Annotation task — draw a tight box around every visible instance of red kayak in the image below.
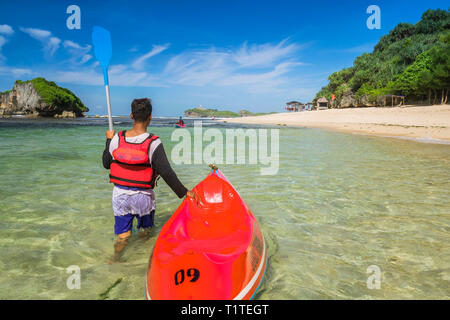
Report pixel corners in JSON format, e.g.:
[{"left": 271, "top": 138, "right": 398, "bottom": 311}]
[
  {"left": 175, "top": 123, "right": 186, "bottom": 128},
  {"left": 146, "top": 168, "right": 267, "bottom": 300}
]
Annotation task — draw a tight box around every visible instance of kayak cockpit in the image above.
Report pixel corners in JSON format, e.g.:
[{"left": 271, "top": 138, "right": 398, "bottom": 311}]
[{"left": 156, "top": 174, "right": 253, "bottom": 262}]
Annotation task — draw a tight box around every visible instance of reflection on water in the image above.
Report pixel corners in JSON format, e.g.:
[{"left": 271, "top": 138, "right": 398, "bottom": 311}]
[{"left": 0, "top": 121, "right": 449, "bottom": 299}]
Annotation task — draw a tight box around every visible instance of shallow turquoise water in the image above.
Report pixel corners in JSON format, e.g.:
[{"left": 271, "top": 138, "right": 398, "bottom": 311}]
[{"left": 0, "top": 121, "right": 449, "bottom": 299}]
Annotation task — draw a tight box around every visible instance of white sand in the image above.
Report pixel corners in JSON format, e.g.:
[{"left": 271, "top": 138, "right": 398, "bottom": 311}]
[{"left": 221, "top": 104, "right": 450, "bottom": 143}]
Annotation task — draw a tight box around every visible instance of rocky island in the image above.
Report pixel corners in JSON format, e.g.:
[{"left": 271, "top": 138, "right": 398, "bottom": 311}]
[
  {"left": 0, "top": 78, "right": 89, "bottom": 118},
  {"left": 184, "top": 107, "right": 275, "bottom": 118}
]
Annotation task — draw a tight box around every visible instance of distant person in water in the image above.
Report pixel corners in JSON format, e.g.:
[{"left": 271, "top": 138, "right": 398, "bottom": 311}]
[
  {"left": 102, "top": 98, "right": 197, "bottom": 262},
  {"left": 176, "top": 116, "right": 185, "bottom": 126}
]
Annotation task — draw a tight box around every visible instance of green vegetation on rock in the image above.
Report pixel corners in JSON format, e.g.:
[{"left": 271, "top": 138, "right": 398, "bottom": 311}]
[
  {"left": 184, "top": 107, "right": 276, "bottom": 118},
  {"left": 185, "top": 108, "right": 239, "bottom": 117},
  {"left": 15, "top": 78, "right": 89, "bottom": 115}
]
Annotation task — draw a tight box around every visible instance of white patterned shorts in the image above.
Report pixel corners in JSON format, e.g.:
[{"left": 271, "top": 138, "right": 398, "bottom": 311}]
[{"left": 112, "top": 192, "right": 153, "bottom": 217}]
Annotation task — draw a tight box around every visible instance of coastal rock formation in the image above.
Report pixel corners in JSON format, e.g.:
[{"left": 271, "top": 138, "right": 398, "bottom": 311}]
[
  {"left": 184, "top": 110, "right": 203, "bottom": 117},
  {"left": 358, "top": 94, "right": 375, "bottom": 107},
  {"left": 184, "top": 107, "right": 239, "bottom": 118},
  {"left": 339, "top": 90, "right": 358, "bottom": 108},
  {"left": 0, "top": 78, "right": 89, "bottom": 117},
  {"left": 336, "top": 91, "right": 376, "bottom": 108}
]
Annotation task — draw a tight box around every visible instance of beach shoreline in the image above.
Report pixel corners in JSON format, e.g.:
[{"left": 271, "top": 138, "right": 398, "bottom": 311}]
[{"left": 219, "top": 104, "right": 450, "bottom": 144}]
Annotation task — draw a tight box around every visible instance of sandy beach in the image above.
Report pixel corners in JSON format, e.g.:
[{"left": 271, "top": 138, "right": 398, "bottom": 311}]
[{"left": 221, "top": 104, "right": 450, "bottom": 143}]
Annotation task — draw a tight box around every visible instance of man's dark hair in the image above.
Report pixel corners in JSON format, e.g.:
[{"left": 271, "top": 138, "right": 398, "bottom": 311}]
[{"left": 131, "top": 98, "right": 152, "bottom": 122}]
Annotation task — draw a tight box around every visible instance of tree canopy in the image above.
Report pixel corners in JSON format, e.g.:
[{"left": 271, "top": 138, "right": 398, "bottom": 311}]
[{"left": 315, "top": 9, "right": 450, "bottom": 106}]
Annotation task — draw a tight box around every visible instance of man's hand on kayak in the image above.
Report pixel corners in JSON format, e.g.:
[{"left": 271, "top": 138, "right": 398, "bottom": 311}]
[
  {"left": 186, "top": 190, "right": 199, "bottom": 201},
  {"left": 106, "top": 130, "right": 115, "bottom": 139}
]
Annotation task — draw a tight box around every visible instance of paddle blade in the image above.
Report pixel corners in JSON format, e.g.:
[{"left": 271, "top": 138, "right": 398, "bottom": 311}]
[{"left": 92, "top": 26, "right": 112, "bottom": 71}]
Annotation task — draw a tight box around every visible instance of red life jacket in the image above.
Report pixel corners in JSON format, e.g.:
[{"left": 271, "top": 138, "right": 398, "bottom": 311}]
[{"left": 109, "top": 131, "right": 159, "bottom": 188}]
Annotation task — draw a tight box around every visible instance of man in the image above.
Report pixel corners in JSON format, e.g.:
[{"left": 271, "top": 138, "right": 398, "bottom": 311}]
[
  {"left": 102, "top": 98, "right": 196, "bottom": 262},
  {"left": 176, "top": 116, "right": 184, "bottom": 126}
]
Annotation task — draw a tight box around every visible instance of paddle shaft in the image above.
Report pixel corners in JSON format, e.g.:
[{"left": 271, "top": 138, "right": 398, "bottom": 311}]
[{"left": 105, "top": 84, "right": 113, "bottom": 131}]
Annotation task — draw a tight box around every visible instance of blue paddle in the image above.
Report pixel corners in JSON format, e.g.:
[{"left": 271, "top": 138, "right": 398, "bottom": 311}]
[{"left": 92, "top": 26, "right": 113, "bottom": 131}]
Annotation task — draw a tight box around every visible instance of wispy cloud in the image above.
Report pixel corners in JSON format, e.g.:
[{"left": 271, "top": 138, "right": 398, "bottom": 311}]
[
  {"left": 0, "top": 24, "right": 14, "bottom": 36},
  {"left": 164, "top": 48, "right": 232, "bottom": 86},
  {"left": 20, "top": 27, "right": 61, "bottom": 58},
  {"left": 0, "top": 65, "right": 33, "bottom": 77},
  {"left": 233, "top": 39, "right": 299, "bottom": 67},
  {"left": 63, "top": 40, "right": 92, "bottom": 64},
  {"left": 0, "top": 36, "right": 7, "bottom": 60},
  {"left": 50, "top": 38, "right": 305, "bottom": 92},
  {"left": 131, "top": 44, "right": 170, "bottom": 70},
  {"left": 50, "top": 62, "right": 165, "bottom": 87},
  {"left": 11, "top": 33, "right": 305, "bottom": 95},
  {"left": 218, "top": 62, "right": 302, "bottom": 86},
  {"left": 0, "top": 25, "right": 14, "bottom": 60},
  {"left": 163, "top": 38, "right": 304, "bottom": 90}
]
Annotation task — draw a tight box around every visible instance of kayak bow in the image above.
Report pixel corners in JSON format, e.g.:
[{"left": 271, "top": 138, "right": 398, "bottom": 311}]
[{"left": 146, "top": 169, "right": 267, "bottom": 300}]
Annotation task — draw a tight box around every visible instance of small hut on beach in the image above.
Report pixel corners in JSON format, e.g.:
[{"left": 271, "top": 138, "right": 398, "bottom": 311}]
[
  {"left": 316, "top": 97, "right": 329, "bottom": 110},
  {"left": 285, "top": 101, "right": 305, "bottom": 112}
]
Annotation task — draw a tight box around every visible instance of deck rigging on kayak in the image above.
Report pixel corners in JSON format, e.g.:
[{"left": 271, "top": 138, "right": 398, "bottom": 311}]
[{"left": 146, "top": 166, "right": 267, "bottom": 300}]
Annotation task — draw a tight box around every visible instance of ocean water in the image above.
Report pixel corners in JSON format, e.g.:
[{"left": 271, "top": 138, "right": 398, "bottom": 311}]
[{"left": 0, "top": 118, "right": 449, "bottom": 299}]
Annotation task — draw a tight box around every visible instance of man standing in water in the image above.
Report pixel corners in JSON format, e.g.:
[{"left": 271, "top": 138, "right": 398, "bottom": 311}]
[
  {"left": 176, "top": 116, "right": 185, "bottom": 126},
  {"left": 102, "top": 98, "right": 196, "bottom": 262}
]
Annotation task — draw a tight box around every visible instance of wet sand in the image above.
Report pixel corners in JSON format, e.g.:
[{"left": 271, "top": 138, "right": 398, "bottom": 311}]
[{"left": 221, "top": 104, "right": 450, "bottom": 144}]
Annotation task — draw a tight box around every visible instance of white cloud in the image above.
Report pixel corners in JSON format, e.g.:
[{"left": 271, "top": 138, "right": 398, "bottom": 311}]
[
  {"left": 164, "top": 49, "right": 232, "bottom": 86},
  {"left": 0, "top": 25, "right": 14, "bottom": 60},
  {"left": 20, "top": 27, "right": 51, "bottom": 40},
  {"left": 218, "top": 62, "right": 301, "bottom": 86},
  {"left": 162, "top": 39, "right": 304, "bottom": 90},
  {"left": 47, "top": 37, "right": 61, "bottom": 56},
  {"left": 80, "top": 54, "right": 92, "bottom": 64},
  {"left": 131, "top": 44, "right": 170, "bottom": 70},
  {"left": 63, "top": 40, "right": 92, "bottom": 64},
  {"left": 31, "top": 37, "right": 305, "bottom": 94},
  {"left": 233, "top": 39, "right": 299, "bottom": 67},
  {"left": 50, "top": 63, "right": 165, "bottom": 88},
  {"left": 63, "top": 40, "right": 87, "bottom": 50},
  {"left": 0, "top": 36, "right": 6, "bottom": 59},
  {"left": 0, "top": 24, "right": 14, "bottom": 35},
  {"left": 20, "top": 27, "right": 61, "bottom": 57},
  {"left": 52, "top": 69, "right": 103, "bottom": 86},
  {"left": 0, "top": 65, "right": 33, "bottom": 77}
]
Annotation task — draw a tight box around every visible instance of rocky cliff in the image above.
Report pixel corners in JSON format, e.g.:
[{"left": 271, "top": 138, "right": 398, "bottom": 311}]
[{"left": 0, "top": 78, "right": 89, "bottom": 117}]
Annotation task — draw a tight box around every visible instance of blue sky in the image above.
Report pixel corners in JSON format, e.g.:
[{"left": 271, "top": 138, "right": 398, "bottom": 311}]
[{"left": 0, "top": 0, "right": 448, "bottom": 116}]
